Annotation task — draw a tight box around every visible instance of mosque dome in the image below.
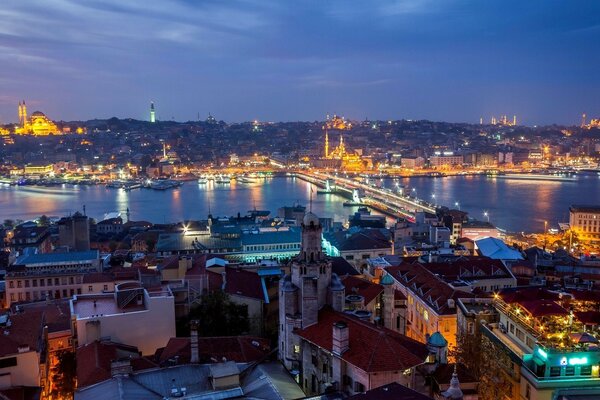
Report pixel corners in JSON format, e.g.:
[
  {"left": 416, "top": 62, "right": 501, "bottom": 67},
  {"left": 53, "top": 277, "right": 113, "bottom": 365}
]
[
  {"left": 303, "top": 212, "right": 320, "bottom": 226},
  {"left": 31, "top": 111, "right": 45, "bottom": 117},
  {"left": 428, "top": 331, "right": 448, "bottom": 347}
]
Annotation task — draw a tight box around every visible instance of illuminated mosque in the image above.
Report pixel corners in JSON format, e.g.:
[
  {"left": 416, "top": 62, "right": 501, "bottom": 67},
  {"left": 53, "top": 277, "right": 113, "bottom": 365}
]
[
  {"left": 15, "top": 100, "right": 60, "bottom": 136},
  {"left": 321, "top": 130, "right": 370, "bottom": 171}
]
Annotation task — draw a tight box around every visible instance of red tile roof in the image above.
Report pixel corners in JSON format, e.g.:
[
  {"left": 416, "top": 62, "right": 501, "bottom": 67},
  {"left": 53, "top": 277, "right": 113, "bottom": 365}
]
[
  {"left": 296, "top": 308, "right": 428, "bottom": 372},
  {"left": 422, "top": 257, "right": 513, "bottom": 281},
  {"left": 385, "top": 262, "right": 475, "bottom": 315},
  {"left": 341, "top": 275, "right": 383, "bottom": 305},
  {"left": 0, "top": 312, "right": 44, "bottom": 357},
  {"left": 224, "top": 267, "right": 264, "bottom": 301},
  {"left": 76, "top": 340, "right": 155, "bottom": 388},
  {"left": 157, "top": 336, "right": 270, "bottom": 365}
]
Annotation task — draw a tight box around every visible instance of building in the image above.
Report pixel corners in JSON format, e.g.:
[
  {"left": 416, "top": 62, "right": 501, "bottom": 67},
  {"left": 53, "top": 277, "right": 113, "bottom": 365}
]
[
  {"left": 15, "top": 102, "right": 60, "bottom": 136},
  {"left": 569, "top": 205, "right": 600, "bottom": 244},
  {"left": 5, "top": 251, "right": 101, "bottom": 307},
  {"left": 10, "top": 224, "right": 52, "bottom": 255},
  {"left": 430, "top": 154, "right": 463, "bottom": 168},
  {"left": 58, "top": 212, "right": 91, "bottom": 251},
  {"left": 70, "top": 282, "right": 175, "bottom": 355},
  {"left": 96, "top": 217, "right": 124, "bottom": 236},
  {"left": 401, "top": 156, "right": 426, "bottom": 169},
  {"left": 460, "top": 221, "right": 499, "bottom": 241},
  {"left": 479, "top": 287, "right": 600, "bottom": 400},
  {"left": 322, "top": 228, "right": 392, "bottom": 271},
  {"left": 279, "top": 212, "right": 429, "bottom": 396}
]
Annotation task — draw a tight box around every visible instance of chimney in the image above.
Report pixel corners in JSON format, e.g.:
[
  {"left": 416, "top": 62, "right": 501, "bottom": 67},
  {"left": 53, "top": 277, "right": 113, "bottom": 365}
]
[
  {"left": 190, "top": 320, "right": 199, "bottom": 363},
  {"left": 110, "top": 359, "right": 133, "bottom": 376},
  {"left": 332, "top": 321, "right": 349, "bottom": 355}
]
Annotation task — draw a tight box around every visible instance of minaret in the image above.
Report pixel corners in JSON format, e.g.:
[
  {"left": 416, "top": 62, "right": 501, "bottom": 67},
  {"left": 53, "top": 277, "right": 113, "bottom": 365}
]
[
  {"left": 325, "top": 130, "right": 329, "bottom": 158},
  {"left": 513, "top": 115, "right": 517, "bottom": 126},
  {"left": 21, "top": 100, "right": 27, "bottom": 128},
  {"left": 18, "top": 101, "right": 22, "bottom": 126},
  {"left": 150, "top": 101, "right": 156, "bottom": 123},
  {"left": 479, "top": 117, "right": 483, "bottom": 125},
  {"left": 582, "top": 113, "right": 587, "bottom": 128}
]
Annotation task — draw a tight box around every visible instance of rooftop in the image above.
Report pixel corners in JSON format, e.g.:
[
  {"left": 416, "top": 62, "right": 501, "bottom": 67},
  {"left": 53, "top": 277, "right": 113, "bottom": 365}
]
[
  {"left": 15, "top": 250, "right": 99, "bottom": 266},
  {"left": 71, "top": 294, "right": 146, "bottom": 319}
]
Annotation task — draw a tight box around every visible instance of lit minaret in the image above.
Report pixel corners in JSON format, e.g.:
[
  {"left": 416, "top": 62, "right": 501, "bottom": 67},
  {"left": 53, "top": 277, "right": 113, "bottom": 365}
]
[
  {"left": 479, "top": 117, "right": 483, "bottom": 125},
  {"left": 18, "top": 101, "right": 22, "bottom": 126},
  {"left": 513, "top": 115, "right": 517, "bottom": 126},
  {"left": 582, "top": 113, "right": 587, "bottom": 128},
  {"left": 21, "top": 100, "right": 27, "bottom": 128},
  {"left": 150, "top": 101, "right": 156, "bottom": 123},
  {"left": 325, "top": 130, "right": 329, "bottom": 157}
]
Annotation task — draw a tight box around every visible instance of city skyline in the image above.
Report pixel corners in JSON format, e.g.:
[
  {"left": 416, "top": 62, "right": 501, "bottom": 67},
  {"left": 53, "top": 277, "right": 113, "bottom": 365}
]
[{"left": 1, "top": 0, "right": 599, "bottom": 125}]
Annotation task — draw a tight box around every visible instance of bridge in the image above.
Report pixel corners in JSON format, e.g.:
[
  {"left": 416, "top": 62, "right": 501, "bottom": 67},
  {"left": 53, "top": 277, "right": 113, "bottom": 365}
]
[{"left": 295, "top": 171, "right": 436, "bottom": 221}]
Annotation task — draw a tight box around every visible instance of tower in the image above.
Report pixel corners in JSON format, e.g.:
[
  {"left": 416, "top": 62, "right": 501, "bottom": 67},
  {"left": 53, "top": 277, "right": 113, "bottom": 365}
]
[
  {"left": 582, "top": 113, "right": 587, "bottom": 128},
  {"left": 325, "top": 130, "right": 329, "bottom": 158},
  {"left": 150, "top": 101, "right": 156, "bottom": 123},
  {"left": 18, "top": 101, "right": 22, "bottom": 126}
]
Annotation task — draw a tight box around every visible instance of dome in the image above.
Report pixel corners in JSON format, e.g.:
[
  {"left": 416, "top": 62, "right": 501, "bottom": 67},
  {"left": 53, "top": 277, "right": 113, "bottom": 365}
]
[
  {"left": 303, "top": 212, "right": 320, "bottom": 226},
  {"left": 31, "top": 111, "right": 45, "bottom": 117},
  {"left": 427, "top": 331, "right": 448, "bottom": 347},
  {"left": 380, "top": 274, "right": 394, "bottom": 285}
]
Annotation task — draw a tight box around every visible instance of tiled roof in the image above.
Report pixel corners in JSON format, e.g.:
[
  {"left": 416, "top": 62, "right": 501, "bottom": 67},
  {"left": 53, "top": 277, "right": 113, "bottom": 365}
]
[
  {"left": 347, "top": 382, "right": 433, "bottom": 400},
  {"left": 570, "top": 205, "right": 600, "bottom": 213},
  {"left": 76, "top": 341, "right": 154, "bottom": 388},
  {"left": 296, "top": 307, "right": 428, "bottom": 372},
  {"left": 224, "top": 267, "right": 265, "bottom": 301},
  {"left": 0, "top": 312, "right": 44, "bottom": 358},
  {"left": 384, "top": 261, "right": 475, "bottom": 315},
  {"left": 330, "top": 257, "right": 360, "bottom": 276},
  {"left": 241, "top": 228, "right": 300, "bottom": 245},
  {"left": 341, "top": 276, "right": 383, "bottom": 305},
  {"left": 157, "top": 336, "right": 270, "bottom": 365},
  {"left": 324, "top": 229, "right": 390, "bottom": 252},
  {"left": 421, "top": 257, "right": 513, "bottom": 282}
]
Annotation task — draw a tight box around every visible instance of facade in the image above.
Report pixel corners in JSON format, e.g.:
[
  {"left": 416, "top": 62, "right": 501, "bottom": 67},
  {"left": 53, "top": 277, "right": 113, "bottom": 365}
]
[
  {"left": 430, "top": 155, "right": 464, "bottom": 168},
  {"left": 479, "top": 287, "right": 600, "bottom": 400},
  {"left": 5, "top": 251, "right": 100, "bottom": 307},
  {"left": 401, "top": 156, "right": 425, "bottom": 169},
  {"left": 70, "top": 282, "right": 176, "bottom": 355},
  {"left": 10, "top": 225, "right": 52, "bottom": 255},
  {"left": 569, "top": 205, "right": 600, "bottom": 244},
  {"left": 322, "top": 228, "right": 392, "bottom": 271}
]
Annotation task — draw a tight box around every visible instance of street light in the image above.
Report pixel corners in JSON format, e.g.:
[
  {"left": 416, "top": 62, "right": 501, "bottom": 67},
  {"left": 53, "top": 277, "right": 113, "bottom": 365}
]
[
  {"left": 484, "top": 211, "right": 489, "bottom": 222},
  {"left": 455, "top": 201, "right": 460, "bottom": 211}
]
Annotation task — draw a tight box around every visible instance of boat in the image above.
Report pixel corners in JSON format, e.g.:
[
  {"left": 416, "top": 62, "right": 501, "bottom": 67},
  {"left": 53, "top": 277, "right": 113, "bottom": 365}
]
[
  {"left": 148, "top": 179, "right": 182, "bottom": 190},
  {"left": 237, "top": 175, "right": 257, "bottom": 184},
  {"left": 348, "top": 207, "right": 386, "bottom": 228},
  {"left": 197, "top": 177, "right": 208, "bottom": 184},
  {"left": 215, "top": 175, "right": 231, "bottom": 184},
  {"left": 493, "top": 173, "right": 578, "bottom": 182}
]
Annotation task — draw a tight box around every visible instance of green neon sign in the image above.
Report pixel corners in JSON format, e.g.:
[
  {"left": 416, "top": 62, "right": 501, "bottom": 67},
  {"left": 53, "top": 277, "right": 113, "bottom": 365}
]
[
  {"left": 537, "top": 348, "right": 548, "bottom": 360},
  {"left": 568, "top": 357, "right": 588, "bottom": 366}
]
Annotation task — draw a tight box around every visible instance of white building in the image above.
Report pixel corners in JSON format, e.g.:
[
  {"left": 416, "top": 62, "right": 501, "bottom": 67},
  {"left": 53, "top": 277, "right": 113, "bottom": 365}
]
[{"left": 70, "top": 282, "right": 175, "bottom": 355}]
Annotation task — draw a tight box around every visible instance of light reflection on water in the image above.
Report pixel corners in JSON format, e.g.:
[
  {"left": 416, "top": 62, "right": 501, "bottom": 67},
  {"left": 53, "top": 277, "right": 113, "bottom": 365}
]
[{"left": 0, "top": 175, "right": 599, "bottom": 232}]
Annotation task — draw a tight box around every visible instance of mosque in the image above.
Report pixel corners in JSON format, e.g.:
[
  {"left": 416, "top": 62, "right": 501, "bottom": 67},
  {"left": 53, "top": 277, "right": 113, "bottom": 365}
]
[
  {"left": 15, "top": 101, "right": 60, "bottom": 136},
  {"left": 321, "top": 129, "right": 370, "bottom": 171}
]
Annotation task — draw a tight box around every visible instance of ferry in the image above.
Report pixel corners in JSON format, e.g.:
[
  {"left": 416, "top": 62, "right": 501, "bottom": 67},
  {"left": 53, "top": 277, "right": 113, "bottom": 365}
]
[
  {"left": 197, "top": 176, "right": 208, "bottom": 184},
  {"left": 493, "top": 173, "right": 578, "bottom": 182},
  {"left": 237, "top": 174, "right": 257, "bottom": 184}
]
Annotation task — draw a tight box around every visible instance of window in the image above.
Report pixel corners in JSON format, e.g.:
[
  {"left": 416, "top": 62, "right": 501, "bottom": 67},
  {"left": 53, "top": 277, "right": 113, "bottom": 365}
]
[
  {"left": 565, "top": 366, "right": 575, "bottom": 376},
  {"left": 0, "top": 357, "right": 17, "bottom": 369},
  {"left": 9, "top": 294, "right": 15, "bottom": 302},
  {"left": 361, "top": 254, "right": 370, "bottom": 259},
  {"left": 581, "top": 366, "right": 592, "bottom": 376},
  {"left": 354, "top": 382, "right": 365, "bottom": 393},
  {"left": 17, "top": 281, "right": 22, "bottom": 288},
  {"left": 346, "top": 255, "right": 354, "bottom": 261},
  {"left": 322, "top": 363, "right": 328, "bottom": 375},
  {"left": 69, "top": 277, "right": 74, "bottom": 284},
  {"left": 550, "top": 367, "right": 561, "bottom": 377},
  {"left": 54, "top": 278, "right": 59, "bottom": 286},
  {"left": 525, "top": 384, "right": 531, "bottom": 400},
  {"left": 103, "top": 284, "right": 108, "bottom": 291},
  {"left": 8, "top": 282, "right": 13, "bottom": 289},
  {"left": 32, "top": 280, "right": 37, "bottom": 287},
  {"left": 25, "top": 280, "right": 30, "bottom": 288},
  {"left": 40, "top": 279, "right": 45, "bottom": 287},
  {"left": 88, "top": 285, "right": 93, "bottom": 292},
  {"left": 467, "top": 322, "right": 475, "bottom": 334},
  {"left": 294, "top": 345, "right": 300, "bottom": 354},
  {"left": 77, "top": 288, "right": 82, "bottom": 295},
  {"left": 312, "top": 355, "right": 318, "bottom": 366}
]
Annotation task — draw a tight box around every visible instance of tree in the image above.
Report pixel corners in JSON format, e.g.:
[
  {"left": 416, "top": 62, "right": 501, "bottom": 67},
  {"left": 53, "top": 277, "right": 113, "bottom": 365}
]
[
  {"left": 2, "top": 219, "right": 14, "bottom": 228},
  {"left": 38, "top": 215, "right": 50, "bottom": 227},
  {"left": 477, "top": 335, "right": 515, "bottom": 400},
  {"left": 53, "top": 351, "right": 76, "bottom": 400},
  {"left": 179, "top": 291, "right": 249, "bottom": 337}
]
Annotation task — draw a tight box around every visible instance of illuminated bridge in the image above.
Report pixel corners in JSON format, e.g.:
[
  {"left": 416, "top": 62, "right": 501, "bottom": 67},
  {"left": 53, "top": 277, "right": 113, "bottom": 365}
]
[{"left": 295, "top": 171, "right": 436, "bottom": 221}]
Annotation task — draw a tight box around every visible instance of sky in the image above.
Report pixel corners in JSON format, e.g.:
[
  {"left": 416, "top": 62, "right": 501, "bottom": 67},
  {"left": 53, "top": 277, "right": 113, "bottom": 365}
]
[{"left": 0, "top": 0, "right": 599, "bottom": 125}]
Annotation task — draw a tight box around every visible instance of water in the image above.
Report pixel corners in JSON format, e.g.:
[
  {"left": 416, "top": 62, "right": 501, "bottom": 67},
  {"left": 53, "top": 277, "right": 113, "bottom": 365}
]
[{"left": 0, "top": 174, "right": 598, "bottom": 232}]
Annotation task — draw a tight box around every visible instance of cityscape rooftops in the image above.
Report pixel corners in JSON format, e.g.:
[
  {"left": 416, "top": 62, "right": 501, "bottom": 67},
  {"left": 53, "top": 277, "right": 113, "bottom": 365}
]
[
  {"left": 296, "top": 307, "right": 429, "bottom": 372},
  {"left": 569, "top": 205, "right": 600, "bottom": 213}
]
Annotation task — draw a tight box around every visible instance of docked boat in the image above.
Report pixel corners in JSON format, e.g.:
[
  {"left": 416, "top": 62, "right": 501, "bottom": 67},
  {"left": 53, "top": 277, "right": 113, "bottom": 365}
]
[
  {"left": 197, "top": 177, "right": 208, "bottom": 184},
  {"left": 215, "top": 175, "right": 231, "bottom": 184},
  {"left": 237, "top": 175, "right": 257, "bottom": 184}
]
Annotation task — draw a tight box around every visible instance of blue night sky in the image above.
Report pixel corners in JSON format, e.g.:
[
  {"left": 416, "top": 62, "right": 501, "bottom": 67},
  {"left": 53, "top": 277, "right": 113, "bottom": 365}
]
[{"left": 1, "top": 0, "right": 599, "bottom": 125}]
